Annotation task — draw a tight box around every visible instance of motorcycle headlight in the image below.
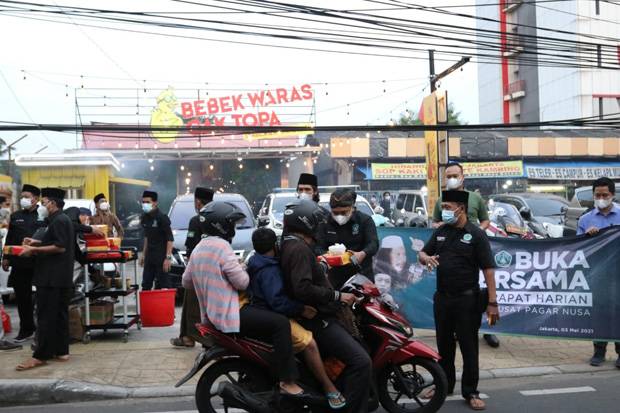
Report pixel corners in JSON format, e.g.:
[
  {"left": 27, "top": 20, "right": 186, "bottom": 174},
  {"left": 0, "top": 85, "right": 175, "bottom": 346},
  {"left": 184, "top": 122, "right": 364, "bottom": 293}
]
[{"left": 274, "top": 221, "right": 283, "bottom": 229}]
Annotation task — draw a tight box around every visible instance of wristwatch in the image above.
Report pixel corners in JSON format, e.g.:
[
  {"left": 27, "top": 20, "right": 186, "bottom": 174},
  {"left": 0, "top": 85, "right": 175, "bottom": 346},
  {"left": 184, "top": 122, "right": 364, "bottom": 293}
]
[
  {"left": 488, "top": 301, "right": 498, "bottom": 307},
  {"left": 166, "top": 255, "right": 172, "bottom": 260}
]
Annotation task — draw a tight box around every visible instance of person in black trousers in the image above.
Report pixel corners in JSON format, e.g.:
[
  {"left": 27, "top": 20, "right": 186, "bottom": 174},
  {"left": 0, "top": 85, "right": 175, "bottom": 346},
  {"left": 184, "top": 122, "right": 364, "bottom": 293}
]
[
  {"left": 139, "top": 190, "right": 174, "bottom": 290},
  {"left": 3, "top": 184, "right": 42, "bottom": 343},
  {"left": 16, "top": 188, "right": 75, "bottom": 370},
  {"left": 171, "top": 187, "right": 214, "bottom": 348},
  {"left": 419, "top": 190, "right": 500, "bottom": 411},
  {"left": 280, "top": 200, "right": 371, "bottom": 413}
]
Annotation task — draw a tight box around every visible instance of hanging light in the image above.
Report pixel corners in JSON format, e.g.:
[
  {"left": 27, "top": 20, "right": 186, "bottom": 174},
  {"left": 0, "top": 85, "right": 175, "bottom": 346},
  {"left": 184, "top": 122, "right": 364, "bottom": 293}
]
[
  {"left": 209, "top": 164, "right": 214, "bottom": 171},
  {"left": 313, "top": 158, "right": 317, "bottom": 164},
  {"left": 185, "top": 178, "right": 191, "bottom": 185},
  {"left": 180, "top": 165, "right": 185, "bottom": 171},
  {"left": 303, "top": 161, "right": 307, "bottom": 166},
  {"left": 148, "top": 158, "right": 153, "bottom": 163},
  {"left": 239, "top": 164, "right": 243, "bottom": 169},
  {"left": 149, "top": 165, "right": 154, "bottom": 171},
  {"left": 265, "top": 164, "right": 270, "bottom": 170},
  {"left": 285, "top": 162, "right": 290, "bottom": 168},
  {"left": 187, "top": 172, "right": 192, "bottom": 177},
  {"left": 366, "top": 132, "right": 370, "bottom": 138}
]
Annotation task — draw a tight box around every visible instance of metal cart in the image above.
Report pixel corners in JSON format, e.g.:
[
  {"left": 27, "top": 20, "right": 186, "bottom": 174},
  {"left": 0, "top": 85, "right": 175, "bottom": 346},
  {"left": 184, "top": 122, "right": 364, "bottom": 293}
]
[{"left": 82, "top": 247, "right": 141, "bottom": 343}]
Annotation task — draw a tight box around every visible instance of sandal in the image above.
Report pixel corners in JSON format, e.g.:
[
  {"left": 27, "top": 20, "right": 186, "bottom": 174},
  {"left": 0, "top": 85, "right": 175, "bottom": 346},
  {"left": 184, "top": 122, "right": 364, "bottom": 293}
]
[
  {"left": 16, "top": 358, "right": 47, "bottom": 371},
  {"left": 467, "top": 394, "right": 486, "bottom": 411},
  {"left": 55, "top": 355, "right": 70, "bottom": 362},
  {"left": 326, "top": 391, "right": 347, "bottom": 409},
  {"left": 170, "top": 337, "right": 195, "bottom": 348}
]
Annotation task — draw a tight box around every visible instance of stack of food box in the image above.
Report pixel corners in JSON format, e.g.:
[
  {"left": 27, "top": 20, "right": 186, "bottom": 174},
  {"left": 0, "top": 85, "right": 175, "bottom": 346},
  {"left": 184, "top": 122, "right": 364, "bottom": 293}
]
[{"left": 84, "top": 225, "right": 133, "bottom": 260}]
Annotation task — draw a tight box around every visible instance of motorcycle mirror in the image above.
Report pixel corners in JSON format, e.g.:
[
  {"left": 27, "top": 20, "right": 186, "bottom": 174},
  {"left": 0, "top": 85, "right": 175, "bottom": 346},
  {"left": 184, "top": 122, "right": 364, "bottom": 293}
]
[{"left": 519, "top": 207, "right": 532, "bottom": 220}]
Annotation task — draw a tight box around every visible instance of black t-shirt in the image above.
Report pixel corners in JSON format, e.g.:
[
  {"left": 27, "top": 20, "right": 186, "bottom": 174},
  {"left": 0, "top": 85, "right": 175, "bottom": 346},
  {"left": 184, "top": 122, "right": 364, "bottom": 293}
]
[
  {"left": 141, "top": 209, "right": 174, "bottom": 264},
  {"left": 5, "top": 208, "right": 41, "bottom": 270},
  {"left": 33, "top": 210, "right": 75, "bottom": 288},
  {"left": 422, "top": 222, "right": 494, "bottom": 294},
  {"left": 185, "top": 214, "right": 202, "bottom": 258},
  {"left": 317, "top": 210, "right": 379, "bottom": 285}
]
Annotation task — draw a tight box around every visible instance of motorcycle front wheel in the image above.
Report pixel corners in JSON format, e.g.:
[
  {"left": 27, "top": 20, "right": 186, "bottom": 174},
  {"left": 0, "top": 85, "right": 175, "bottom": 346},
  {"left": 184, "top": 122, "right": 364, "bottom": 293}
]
[
  {"left": 195, "top": 358, "right": 272, "bottom": 413},
  {"left": 377, "top": 357, "right": 448, "bottom": 413}
]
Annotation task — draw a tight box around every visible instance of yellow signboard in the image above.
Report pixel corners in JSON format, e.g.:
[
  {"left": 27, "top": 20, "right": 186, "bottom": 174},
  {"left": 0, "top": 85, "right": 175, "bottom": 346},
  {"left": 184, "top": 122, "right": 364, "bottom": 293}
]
[
  {"left": 422, "top": 93, "right": 440, "bottom": 214},
  {"left": 371, "top": 161, "right": 524, "bottom": 180}
]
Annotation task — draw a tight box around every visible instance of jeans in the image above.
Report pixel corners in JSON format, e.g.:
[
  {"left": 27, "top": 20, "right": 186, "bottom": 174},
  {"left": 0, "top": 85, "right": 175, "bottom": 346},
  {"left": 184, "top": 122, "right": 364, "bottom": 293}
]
[
  {"left": 239, "top": 305, "right": 298, "bottom": 382},
  {"left": 434, "top": 292, "right": 481, "bottom": 399},
  {"left": 142, "top": 261, "right": 169, "bottom": 290},
  {"left": 300, "top": 318, "right": 372, "bottom": 413}
]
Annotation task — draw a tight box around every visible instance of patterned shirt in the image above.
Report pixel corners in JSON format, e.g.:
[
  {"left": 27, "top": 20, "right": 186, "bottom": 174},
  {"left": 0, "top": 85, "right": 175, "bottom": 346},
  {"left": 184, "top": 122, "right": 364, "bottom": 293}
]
[{"left": 182, "top": 236, "right": 249, "bottom": 333}]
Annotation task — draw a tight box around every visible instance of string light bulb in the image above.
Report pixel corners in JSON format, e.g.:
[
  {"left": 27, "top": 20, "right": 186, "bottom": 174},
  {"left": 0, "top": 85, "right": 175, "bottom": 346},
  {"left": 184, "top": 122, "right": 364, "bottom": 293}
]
[
  {"left": 209, "top": 164, "right": 214, "bottom": 171},
  {"left": 180, "top": 165, "right": 185, "bottom": 171}
]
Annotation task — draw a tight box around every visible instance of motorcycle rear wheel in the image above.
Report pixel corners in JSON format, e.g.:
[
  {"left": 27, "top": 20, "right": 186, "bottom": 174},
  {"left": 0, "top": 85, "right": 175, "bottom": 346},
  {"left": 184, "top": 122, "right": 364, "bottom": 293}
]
[
  {"left": 195, "top": 358, "right": 272, "bottom": 413},
  {"left": 377, "top": 357, "right": 448, "bottom": 413}
]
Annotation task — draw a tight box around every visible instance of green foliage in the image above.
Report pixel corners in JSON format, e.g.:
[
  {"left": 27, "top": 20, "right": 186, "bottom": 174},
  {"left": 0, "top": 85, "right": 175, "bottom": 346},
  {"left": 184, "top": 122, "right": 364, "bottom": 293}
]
[{"left": 398, "top": 103, "right": 465, "bottom": 126}]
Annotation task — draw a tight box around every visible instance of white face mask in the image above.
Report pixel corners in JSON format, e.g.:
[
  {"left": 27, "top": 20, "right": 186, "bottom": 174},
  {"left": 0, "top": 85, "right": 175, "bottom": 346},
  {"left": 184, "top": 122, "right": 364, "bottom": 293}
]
[
  {"left": 99, "top": 202, "right": 110, "bottom": 211},
  {"left": 20, "top": 197, "right": 32, "bottom": 209},
  {"left": 332, "top": 213, "right": 352, "bottom": 226},
  {"left": 298, "top": 193, "right": 313, "bottom": 201},
  {"left": 37, "top": 205, "right": 49, "bottom": 220},
  {"left": 595, "top": 198, "right": 612, "bottom": 210},
  {"left": 446, "top": 177, "right": 462, "bottom": 190}
]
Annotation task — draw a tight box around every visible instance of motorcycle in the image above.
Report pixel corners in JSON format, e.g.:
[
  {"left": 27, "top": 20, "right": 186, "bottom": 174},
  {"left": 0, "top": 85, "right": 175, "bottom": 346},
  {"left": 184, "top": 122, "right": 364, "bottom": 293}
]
[
  {"left": 176, "top": 274, "right": 448, "bottom": 413},
  {"left": 487, "top": 201, "right": 541, "bottom": 239}
]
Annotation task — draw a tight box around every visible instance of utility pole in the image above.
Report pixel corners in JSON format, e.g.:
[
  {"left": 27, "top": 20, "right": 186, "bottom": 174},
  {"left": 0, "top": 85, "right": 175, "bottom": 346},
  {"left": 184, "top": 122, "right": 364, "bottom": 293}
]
[
  {"left": 429, "top": 50, "right": 436, "bottom": 92},
  {"left": 7, "top": 134, "right": 28, "bottom": 178},
  {"left": 429, "top": 51, "right": 471, "bottom": 93}
]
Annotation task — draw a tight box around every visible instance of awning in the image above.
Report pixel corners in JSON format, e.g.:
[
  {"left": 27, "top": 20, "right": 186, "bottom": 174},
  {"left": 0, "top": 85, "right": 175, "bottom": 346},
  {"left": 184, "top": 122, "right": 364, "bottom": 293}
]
[
  {"left": 37, "top": 176, "right": 85, "bottom": 189},
  {"left": 0, "top": 174, "right": 12, "bottom": 184},
  {"left": 109, "top": 176, "right": 151, "bottom": 187}
]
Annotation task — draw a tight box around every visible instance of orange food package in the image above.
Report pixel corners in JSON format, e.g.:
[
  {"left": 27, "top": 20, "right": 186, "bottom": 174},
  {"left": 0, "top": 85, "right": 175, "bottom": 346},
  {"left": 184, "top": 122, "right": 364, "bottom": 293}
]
[
  {"left": 2, "top": 245, "right": 25, "bottom": 256},
  {"left": 108, "top": 238, "right": 121, "bottom": 250}
]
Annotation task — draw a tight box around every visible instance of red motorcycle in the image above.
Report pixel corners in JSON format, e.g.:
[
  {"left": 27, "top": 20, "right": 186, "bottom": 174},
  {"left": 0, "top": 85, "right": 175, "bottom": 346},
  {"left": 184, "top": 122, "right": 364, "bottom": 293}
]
[{"left": 176, "top": 275, "right": 448, "bottom": 413}]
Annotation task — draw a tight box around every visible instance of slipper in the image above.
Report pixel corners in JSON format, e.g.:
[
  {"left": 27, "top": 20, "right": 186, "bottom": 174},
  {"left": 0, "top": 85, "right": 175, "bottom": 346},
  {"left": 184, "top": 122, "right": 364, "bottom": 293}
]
[
  {"left": 420, "top": 387, "right": 435, "bottom": 399},
  {"left": 170, "top": 337, "right": 195, "bottom": 348},
  {"left": 326, "top": 391, "right": 347, "bottom": 409},
  {"left": 467, "top": 395, "right": 486, "bottom": 411},
  {"left": 55, "top": 355, "right": 70, "bottom": 362},
  {"left": 16, "top": 358, "right": 47, "bottom": 371}
]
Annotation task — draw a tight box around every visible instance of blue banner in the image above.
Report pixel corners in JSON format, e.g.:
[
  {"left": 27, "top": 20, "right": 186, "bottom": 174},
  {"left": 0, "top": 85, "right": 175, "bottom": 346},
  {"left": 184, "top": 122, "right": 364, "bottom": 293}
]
[{"left": 375, "top": 227, "right": 620, "bottom": 341}]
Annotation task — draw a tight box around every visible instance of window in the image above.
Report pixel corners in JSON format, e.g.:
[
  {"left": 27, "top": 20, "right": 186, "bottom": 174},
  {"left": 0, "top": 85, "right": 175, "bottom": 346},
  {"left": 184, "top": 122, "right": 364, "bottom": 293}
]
[
  {"left": 404, "top": 194, "right": 414, "bottom": 212},
  {"left": 396, "top": 194, "right": 407, "bottom": 210}
]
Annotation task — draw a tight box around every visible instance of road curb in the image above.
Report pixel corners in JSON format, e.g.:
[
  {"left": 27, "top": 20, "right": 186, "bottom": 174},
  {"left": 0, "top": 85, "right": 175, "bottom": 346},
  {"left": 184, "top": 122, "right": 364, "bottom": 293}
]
[{"left": 1, "top": 364, "right": 617, "bottom": 406}]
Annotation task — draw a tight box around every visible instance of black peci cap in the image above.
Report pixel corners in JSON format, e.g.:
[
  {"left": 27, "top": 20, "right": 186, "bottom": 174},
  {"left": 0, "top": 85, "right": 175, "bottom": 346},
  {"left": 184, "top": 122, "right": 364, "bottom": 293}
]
[
  {"left": 142, "top": 190, "right": 158, "bottom": 201},
  {"left": 297, "top": 173, "right": 318, "bottom": 187},
  {"left": 41, "top": 187, "right": 66, "bottom": 200},
  {"left": 22, "top": 184, "right": 41, "bottom": 196},
  {"left": 194, "top": 187, "right": 214, "bottom": 204}
]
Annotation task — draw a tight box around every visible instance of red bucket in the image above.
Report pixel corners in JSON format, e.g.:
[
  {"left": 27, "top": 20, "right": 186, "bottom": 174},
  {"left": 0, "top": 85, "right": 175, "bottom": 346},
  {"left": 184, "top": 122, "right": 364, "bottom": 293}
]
[
  {"left": 139, "top": 289, "right": 176, "bottom": 327},
  {"left": 1, "top": 306, "right": 11, "bottom": 334}
]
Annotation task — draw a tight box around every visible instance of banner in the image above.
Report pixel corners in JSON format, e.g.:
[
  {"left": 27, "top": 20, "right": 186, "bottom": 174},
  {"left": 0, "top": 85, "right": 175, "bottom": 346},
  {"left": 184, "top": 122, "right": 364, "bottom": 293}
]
[
  {"left": 371, "top": 161, "right": 524, "bottom": 180},
  {"left": 525, "top": 162, "right": 620, "bottom": 180},
  {"left": 422, "top": 93, "right": 440, "bottom": 214},
  {"left": 375, "top": 227, "right": 620, "bottom": 341}
]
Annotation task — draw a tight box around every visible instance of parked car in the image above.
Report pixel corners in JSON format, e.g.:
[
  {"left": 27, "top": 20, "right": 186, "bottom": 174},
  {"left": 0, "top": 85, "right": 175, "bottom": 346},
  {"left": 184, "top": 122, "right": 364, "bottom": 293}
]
[
  {"left": 489, "top": 193, "right": 567, "bottom": 236},
  {"left": 563, "top": 183, "right": 620, "bottom": 236},
  {"left": 392, "top": 190, "right": 430, "bottom": 227},
  {"left": 257, "top": 192, "right": 298, "bottom": 236}
]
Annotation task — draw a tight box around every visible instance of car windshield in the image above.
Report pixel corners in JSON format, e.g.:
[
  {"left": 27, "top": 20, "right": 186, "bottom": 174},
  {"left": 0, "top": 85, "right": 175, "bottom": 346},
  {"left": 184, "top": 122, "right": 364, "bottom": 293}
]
[
  {"left": 319, "top": 201, "right": 374, "bottom": 217},
  {"left": 525, "top": 198, "right": 569, "bottom": 217},
  {"left": 169, "top": 199, "right": 254, "bottom": 230},
  {"left": 271, "top": 195, "right": 297, "bottom": 222},
  {"left": 490, "top": 202, "right": 525, "bottom": 227}
]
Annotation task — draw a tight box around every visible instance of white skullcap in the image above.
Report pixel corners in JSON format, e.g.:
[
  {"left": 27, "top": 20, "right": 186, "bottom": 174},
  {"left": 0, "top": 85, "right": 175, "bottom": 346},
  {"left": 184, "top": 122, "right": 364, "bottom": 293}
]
[{"left": 381, "top": 235, "right": 404, "bottom": 249}]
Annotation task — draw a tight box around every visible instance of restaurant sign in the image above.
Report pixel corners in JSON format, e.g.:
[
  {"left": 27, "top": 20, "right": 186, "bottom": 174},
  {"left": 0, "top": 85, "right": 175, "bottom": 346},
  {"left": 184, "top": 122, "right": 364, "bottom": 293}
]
[
  {"left": 371, "top": 160, "right": 524, "bottom": 180},
  {"left": 525, "top": 163, "right": 620, "bottom": 180}
]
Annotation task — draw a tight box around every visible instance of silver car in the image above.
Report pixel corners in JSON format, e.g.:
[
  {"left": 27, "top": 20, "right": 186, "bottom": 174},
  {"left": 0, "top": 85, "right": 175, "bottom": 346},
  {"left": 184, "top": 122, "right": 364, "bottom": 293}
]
[{"left": 168, "top": 193, "right": 256, "bottom": 261}]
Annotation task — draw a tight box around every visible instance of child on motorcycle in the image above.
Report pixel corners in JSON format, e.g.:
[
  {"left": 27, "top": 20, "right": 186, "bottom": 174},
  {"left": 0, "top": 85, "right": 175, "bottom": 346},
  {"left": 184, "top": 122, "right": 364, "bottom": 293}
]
[
  {"left": 247, "top": 228, "right": 347, "bottom": 410},
  {"left": 182, "top": 202, "right": 304, "bottom": 397}
]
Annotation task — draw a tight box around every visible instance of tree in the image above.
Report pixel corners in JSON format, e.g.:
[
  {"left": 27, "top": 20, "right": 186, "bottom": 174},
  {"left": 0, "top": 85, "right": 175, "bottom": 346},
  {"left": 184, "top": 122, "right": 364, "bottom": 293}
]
[{"left": 398, "top": 103, "right": 465, "bottom": 126}]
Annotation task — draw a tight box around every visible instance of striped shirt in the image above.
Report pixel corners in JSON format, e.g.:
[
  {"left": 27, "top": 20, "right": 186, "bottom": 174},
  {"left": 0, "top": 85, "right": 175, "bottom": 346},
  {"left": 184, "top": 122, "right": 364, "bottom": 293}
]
[{"left": 182, "top": 236, "right": 249, "bottom": 333}]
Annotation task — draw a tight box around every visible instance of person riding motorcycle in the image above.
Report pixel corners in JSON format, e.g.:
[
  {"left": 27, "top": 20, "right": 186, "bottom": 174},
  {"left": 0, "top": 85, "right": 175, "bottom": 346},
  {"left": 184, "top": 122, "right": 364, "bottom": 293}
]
[
  {"left": 181, "top": 201, "right": 304, "bottom": 397},
  {"left": 279, "top": 200, "right": 372, "bottom": 413}
]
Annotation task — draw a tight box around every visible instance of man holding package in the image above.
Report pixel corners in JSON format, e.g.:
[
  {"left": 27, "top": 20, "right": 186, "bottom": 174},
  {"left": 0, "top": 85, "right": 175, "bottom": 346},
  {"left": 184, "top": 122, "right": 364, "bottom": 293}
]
[
  {"left": 3, "top": 184, "right": 41, "bottom": 343},
  {"left": 90, "top": 193, "right": 124, "bottom": 238},
  {"left": 317, "top": 188, "right": 378, "bottom": 289},
  {"left": 16, "top": 187, "right": 75, "bottom": 370}
]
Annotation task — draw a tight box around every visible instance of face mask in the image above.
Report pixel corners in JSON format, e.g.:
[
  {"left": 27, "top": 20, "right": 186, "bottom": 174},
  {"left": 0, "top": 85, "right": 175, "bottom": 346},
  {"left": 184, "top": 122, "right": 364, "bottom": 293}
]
[
  {"left": 446, "top": 177, "right": 462, "bottom": 190},
  {"left": 37, "top": 205, "right": 49, "bottom": 220},
  {"left": 99, "top": 202, "right": 110, "bottom": 211},
  {"left": 595, "top": 198, "right": 612, "bottom": 210},
  {"left": 142, "top": 203, "right": 153, "bottom": 213},
  {"left": 20, "top": 197, "right": 32, "bottom": 209},
  {"left": 298, "top": 193, "right": 313, "bottom": 201},
  {"left": 442, "top": 209, "right": 458, "bottom": 225},
  {"left": 384, "top": 196, "right": 390, "bottom": 200},
  {"left": 332, "top": 213, "right": 352, "bottom": 226}
]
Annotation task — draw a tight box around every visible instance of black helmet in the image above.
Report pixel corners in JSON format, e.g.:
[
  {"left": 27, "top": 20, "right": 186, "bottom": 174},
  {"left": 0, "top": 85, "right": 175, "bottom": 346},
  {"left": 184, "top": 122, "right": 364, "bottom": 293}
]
[
  {"left": 283, "top": 200, "right": 325, "bottom": 237},
  {"left": 199, "top": 201, "right": 246, "bottom": 242}
]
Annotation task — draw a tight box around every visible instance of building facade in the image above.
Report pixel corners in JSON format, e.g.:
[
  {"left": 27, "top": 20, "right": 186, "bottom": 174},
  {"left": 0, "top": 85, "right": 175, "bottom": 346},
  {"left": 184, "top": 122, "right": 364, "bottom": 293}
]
[{"left": 476, "top": 0, "right": 620, "bottom": 124}]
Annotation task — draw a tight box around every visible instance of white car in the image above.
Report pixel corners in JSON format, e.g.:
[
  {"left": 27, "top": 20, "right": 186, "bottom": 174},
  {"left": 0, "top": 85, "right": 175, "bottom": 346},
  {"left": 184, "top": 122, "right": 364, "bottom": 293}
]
[{"left": 257, "top": 191, "right": 386, "bottom": 236}]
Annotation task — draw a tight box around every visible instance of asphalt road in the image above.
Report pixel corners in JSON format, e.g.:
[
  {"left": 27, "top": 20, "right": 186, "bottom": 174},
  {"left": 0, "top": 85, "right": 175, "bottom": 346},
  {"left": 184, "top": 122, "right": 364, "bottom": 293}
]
[{"left": 2, "top": 371, "right": 619, "bottom": 413}]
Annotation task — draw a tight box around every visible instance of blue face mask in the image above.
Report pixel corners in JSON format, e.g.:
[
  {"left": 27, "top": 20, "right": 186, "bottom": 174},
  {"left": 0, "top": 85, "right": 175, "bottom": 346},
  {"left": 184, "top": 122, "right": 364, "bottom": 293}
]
[
  {"left": 142, "top": 203, "right": 153, "bottom": 213},
  {"left": 442, "top": 209, "right": 457, "bottom": 224}
]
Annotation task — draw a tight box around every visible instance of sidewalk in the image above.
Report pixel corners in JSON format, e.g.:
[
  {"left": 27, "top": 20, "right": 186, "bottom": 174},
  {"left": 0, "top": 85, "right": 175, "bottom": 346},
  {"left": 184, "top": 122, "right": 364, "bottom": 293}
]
[{"left": 0, "top": 303, "right": 618, "bottom": 405}]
